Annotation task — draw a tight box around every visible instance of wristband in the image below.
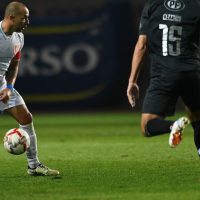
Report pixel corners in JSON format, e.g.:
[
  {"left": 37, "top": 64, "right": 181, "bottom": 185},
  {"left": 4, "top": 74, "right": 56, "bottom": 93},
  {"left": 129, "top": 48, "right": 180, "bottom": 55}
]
[{"left": 7, "top": 84, "right": 14, "bottom": 91}]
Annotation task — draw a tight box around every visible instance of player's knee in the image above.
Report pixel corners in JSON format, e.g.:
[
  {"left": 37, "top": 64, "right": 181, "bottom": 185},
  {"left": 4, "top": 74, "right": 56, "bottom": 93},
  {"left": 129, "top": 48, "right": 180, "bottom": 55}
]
[
  {"left": 141, "top": 122, "right": 151, "bottom": 137},
  {"left": 141, "top": 114, "right": 161, "bottom": 137},
  {"left": 21, "top": 112, "right": 33, "bottom": 125},
  {"left": 26, "top": 112, "right": 33, "bottom": 124}
]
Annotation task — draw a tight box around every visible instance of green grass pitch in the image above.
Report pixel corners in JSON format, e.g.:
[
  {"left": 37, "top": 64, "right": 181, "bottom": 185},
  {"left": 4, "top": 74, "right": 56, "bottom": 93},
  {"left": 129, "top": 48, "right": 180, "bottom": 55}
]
[{"left": 0, "top": 112, "right": 200, "bottom": 200}]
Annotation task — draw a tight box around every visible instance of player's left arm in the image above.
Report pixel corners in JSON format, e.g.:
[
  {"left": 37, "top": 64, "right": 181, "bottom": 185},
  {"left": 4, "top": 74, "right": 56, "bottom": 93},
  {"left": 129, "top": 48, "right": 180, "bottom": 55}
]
[{"left": 0, "top": 52, "right": 20, "bottom": 103}]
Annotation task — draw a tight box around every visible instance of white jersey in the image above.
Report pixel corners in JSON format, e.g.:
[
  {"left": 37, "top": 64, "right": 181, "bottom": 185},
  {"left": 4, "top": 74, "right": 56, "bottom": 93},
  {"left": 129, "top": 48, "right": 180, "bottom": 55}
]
[
  {"left": 0, "top": 21, "right": 24, "bottom": 77},
  {"left": 0, "top": 21, "right": 25, "bottom": 111}
]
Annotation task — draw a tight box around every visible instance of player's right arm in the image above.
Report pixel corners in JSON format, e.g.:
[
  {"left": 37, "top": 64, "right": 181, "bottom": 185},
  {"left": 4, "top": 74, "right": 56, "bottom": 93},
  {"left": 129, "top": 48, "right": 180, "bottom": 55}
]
[
  {"left": 127, "top": 0, "right": 150, "bottom": 108},
  {"left": 0, "top": 52, "right": 21, "bottom": 103},
  {"left": 127, "top": 35, "right": 148, "bottom": 107}
]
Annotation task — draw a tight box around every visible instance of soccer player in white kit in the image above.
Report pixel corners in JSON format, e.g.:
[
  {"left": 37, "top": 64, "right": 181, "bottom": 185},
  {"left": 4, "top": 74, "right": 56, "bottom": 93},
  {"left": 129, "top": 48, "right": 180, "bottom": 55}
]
[{"left": 0, "top": 1, "right": 59, "bottom": 176}]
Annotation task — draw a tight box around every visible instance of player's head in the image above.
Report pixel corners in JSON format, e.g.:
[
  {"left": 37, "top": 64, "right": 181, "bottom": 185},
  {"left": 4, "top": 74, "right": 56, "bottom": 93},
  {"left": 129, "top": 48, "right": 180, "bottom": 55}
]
[{"left": 4, "top": 1, "right": 29, "bottom": 32}]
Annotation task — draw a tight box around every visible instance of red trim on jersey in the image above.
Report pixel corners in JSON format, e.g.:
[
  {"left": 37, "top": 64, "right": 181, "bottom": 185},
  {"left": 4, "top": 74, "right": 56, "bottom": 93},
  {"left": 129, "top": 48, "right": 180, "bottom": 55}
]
[{"left": 13, "top": 51, "right": 21, "bottom": 60}]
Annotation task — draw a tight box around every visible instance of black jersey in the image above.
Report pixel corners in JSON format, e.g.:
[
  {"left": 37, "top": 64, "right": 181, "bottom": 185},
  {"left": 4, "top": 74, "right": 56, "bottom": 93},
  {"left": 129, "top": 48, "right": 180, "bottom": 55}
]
[{"left": 139, "top": 0, "right": 200, "bottom": 71}]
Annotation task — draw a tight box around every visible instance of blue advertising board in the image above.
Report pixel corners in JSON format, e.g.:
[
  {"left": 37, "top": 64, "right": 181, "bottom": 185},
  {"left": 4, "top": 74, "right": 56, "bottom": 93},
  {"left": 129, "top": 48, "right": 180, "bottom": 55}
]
[{"left": 16, "top": 8, "right": 119, "bottom": 108}]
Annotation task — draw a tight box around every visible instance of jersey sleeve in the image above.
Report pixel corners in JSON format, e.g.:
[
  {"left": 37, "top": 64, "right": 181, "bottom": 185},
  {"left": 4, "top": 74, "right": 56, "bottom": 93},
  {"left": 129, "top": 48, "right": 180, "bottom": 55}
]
[
  {"left": 139, "top": 1, "right": 151, "bottom": 35},
  {"left": 13, "top": 51, "right": 21, "bottom": 60},
  {"left": 12, "top": 33, "right": 24, "bottom": 60},
  {"left": 19, "top": 32, "right": 24, "bottom": 50}
]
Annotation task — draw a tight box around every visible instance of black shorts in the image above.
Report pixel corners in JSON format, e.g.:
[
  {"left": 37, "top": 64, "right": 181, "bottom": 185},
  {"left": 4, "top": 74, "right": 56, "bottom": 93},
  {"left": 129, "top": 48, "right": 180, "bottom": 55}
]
[{"left": 142, "top": 69, "right": 200, "bottom": 117}]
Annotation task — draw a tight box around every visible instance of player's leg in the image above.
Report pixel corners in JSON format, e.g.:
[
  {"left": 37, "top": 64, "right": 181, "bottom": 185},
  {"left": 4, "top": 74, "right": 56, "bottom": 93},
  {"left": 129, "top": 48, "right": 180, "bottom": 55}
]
[
  {"left": 141, "top": 113, "right": 174, "bottom": 137},
  {"left": 192, "top": 119, "right": 200, "bottom": 156},
  {"left": 185, "top": 108, "right": 200, "bottom": 156},
  {"left": 3, "top": 89, "right": 59, "bottom": 176},
  {"left": 141, "top": 73, "right": 176, "bottom": 137},
  {"left": 141, "top": 70, "right": 189, "bottom": 144},
  {"left": 5, "top": 104, "right": 40, "bottom": 168},
  {"left": 6, "top": 104, "right": 59, "bottom": 176},
  {"left": 141, "top": 112, "right": 190, "bottom": 147},
  {"left": 181, "top": 71, "right": 200, "bottom": 156}
]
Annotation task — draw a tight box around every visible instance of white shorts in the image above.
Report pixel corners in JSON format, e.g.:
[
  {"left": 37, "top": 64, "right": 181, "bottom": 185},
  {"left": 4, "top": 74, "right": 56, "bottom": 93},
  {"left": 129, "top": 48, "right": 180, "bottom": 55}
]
[{"left": 0, "top": 77, "right": 25, "bottom": 111}]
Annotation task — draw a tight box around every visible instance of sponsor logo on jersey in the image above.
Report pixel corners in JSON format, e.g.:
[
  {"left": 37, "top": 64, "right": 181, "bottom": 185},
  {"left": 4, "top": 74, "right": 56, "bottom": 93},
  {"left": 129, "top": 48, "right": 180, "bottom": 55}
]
[
  {"left": 163, "top": 14, "right": 182, "bottom": 22},
  {"left": 164, "top": 0, "right": 185, "bottom": 11}
]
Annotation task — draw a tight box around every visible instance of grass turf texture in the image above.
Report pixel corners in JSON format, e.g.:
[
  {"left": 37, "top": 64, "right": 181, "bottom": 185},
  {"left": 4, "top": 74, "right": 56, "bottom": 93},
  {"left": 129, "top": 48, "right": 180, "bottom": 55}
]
[{"left": 0, "top": 112, "right": 200, "bottom": 200}]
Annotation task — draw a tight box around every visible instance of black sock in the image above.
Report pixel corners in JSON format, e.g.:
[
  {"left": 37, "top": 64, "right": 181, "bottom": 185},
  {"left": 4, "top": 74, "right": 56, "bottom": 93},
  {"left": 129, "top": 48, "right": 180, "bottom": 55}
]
[
  {"left": 191, "top": 120, "right": 200, "bottom": 155},
  {"left": 146, "top": 118, "right": 174, "bottom": 137}
]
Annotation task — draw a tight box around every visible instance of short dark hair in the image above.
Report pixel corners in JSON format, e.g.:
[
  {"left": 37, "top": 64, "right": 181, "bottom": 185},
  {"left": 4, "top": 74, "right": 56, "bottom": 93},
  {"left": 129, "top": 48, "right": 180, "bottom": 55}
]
[{"left": 4, "top": 1, "right": 27, "bottom": 17}]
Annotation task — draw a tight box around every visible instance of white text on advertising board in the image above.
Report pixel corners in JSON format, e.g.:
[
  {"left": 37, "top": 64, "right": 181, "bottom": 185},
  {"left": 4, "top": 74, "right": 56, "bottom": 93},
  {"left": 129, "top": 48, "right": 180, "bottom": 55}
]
[{"left": 19, "top": 43, "right": 99, "bottom": 76}]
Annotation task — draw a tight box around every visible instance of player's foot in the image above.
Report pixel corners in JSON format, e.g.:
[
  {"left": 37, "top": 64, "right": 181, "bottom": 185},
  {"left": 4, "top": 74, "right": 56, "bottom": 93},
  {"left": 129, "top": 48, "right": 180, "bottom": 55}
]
[
  {"left": 27, "top": 163, "right": 59, "bottom": 176},
  {"left": 169, "top": 117, "right": 190, "bottom": 148}
]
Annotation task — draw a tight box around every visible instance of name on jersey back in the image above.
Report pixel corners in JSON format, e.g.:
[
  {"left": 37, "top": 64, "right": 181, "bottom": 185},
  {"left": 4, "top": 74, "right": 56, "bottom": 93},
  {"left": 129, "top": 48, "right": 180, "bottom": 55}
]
[{"left": 163, "top": 14, "right": 182, "bottom": 22}]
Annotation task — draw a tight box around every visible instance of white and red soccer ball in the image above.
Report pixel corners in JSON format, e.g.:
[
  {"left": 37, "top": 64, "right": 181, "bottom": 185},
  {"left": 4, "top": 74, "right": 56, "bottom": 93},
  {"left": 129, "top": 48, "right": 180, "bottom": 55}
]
[{"left": 3, "top": 128, "right": 30, "bottom": 155}]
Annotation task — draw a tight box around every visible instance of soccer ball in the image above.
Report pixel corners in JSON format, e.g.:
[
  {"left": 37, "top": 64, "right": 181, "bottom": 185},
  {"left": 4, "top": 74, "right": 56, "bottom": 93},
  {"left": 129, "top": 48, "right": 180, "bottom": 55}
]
[{"left": 3, "top": 128, "right": 30, "bottom": 155}]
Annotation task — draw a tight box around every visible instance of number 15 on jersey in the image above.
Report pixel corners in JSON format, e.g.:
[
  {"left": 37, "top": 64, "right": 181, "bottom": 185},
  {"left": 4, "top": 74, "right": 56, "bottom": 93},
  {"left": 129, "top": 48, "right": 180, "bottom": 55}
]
[{"left": 159, "top": 24, "right": 182, "bottom": 56}]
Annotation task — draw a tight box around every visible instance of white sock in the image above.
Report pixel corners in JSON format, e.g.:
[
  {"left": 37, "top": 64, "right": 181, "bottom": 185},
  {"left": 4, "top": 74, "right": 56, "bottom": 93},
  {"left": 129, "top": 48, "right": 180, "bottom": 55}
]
[
  {"left": 19, "top": 122, "right": 40, "bottom": 168},
  {"left": 198, "top": 149, "right": 200, "bottom": 156}
]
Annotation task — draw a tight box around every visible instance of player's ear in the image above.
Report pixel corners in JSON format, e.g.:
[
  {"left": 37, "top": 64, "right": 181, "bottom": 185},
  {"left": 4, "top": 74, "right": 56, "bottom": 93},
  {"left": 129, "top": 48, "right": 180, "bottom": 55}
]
[{"left": 9, "top": 15, "right": 15, "bottom": 23}]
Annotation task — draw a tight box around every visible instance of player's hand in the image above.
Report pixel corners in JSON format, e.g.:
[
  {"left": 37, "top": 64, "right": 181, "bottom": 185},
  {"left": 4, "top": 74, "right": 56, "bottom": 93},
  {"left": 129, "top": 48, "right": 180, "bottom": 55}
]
[
  {"left": 127, "top": 82, "right": 139, "bottom": 108},
  {"left": 0, "top": 88, "right": 12, "bottom": 103}
]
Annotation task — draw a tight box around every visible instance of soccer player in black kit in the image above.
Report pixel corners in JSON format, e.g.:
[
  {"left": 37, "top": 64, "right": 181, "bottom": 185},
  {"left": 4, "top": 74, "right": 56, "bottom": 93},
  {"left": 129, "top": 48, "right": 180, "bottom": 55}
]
[{"left": 127, "top": 0, "right": 200, "bottom": 155}]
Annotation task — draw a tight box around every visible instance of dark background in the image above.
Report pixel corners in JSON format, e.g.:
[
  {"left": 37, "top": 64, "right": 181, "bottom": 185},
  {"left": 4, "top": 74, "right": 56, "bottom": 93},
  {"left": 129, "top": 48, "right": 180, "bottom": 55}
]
[{"left": 0, "top": 0, "right": 171, "bottom": 112}]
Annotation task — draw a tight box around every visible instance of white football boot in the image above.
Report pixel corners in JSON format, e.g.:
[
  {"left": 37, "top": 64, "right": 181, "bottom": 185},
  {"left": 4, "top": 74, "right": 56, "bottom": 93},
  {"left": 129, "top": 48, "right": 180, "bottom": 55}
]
[
  {"left": 169, "top": 117, "right": 190, "bottom": 148},
  {"left": 27, "top": 163, "right": 59, "bottom": 176}
]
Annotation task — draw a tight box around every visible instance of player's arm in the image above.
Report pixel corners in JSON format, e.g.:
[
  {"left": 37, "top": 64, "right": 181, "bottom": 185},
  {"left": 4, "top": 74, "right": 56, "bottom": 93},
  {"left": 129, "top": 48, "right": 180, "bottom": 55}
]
[
  {"left": 0, "top": 52, "right": 20, "bottom": 103},
  {"left": 127, "top": 34, "right": 148, "bottom": 107},
  {"left": 6, "top": 52, "right": 20, "bottom": 86}
]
